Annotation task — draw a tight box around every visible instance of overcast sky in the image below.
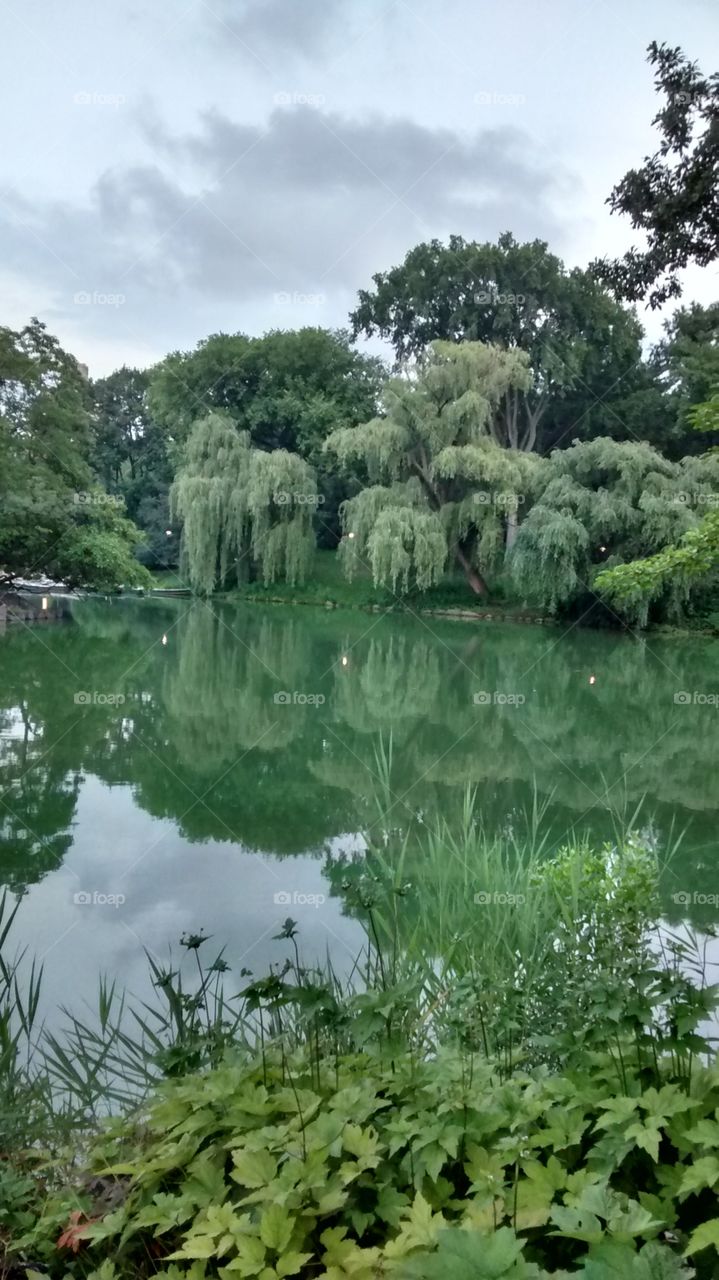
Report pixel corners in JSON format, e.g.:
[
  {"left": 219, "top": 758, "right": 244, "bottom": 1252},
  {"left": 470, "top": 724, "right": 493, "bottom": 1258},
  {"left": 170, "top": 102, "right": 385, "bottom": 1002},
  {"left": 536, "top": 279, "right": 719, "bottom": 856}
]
[{"left": 1, "top": 0, "right": 717, "bottom": 376}]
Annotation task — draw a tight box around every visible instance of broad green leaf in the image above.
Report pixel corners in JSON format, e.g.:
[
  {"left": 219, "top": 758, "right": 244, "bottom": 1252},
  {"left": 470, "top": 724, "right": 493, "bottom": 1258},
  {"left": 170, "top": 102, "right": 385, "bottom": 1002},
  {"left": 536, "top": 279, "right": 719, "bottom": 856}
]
[
  {"left": 231, "top": 1149, "right": 278, "bottom": 1188},
  {"left": 581, "top": 1238, "right": 689, "bottom": 1277},
  {"left": 625, "top": 1120, "right": 663, "bottom": 1162},
  {"left": 168, "top": 1235, "right": 217, "bottom": 1260},
  {"left": 275, "top": 1252, "right": 313, "bottom": 1278},
  {"left": 259, "top": 1203, "right": 293, "bottom": 1254},
  {"left": 683, "top": 1118, "right": 719, "bottom": 1147},
  {"left": 679, "top": 1156, "right": 719, "bottom": 1195},
  {"left": 400, "top": 1225, "right": 526, "bottom": 1278},
  {"left": 342, "top": 1123, "right": 380, "bottom": 1162},
  {"left": 550, "top": 1205, "right": 603, "bottom": 1244},
  {"left": 684, "top": 1217, "right": 719, "bottom": 1255},
  {"left": 220, "top": 1233, "right": 266, "bottom": 1275}
]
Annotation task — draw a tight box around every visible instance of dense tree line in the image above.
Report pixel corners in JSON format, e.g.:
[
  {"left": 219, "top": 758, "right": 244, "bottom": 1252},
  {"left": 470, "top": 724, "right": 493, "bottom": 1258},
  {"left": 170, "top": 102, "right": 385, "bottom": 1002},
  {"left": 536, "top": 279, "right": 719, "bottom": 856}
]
[
  {"left": 0, "top": 320, "right": 149, "bottom": 590},
  {"left": 3, "top": 282, "right": 718, "bottom": 623}
]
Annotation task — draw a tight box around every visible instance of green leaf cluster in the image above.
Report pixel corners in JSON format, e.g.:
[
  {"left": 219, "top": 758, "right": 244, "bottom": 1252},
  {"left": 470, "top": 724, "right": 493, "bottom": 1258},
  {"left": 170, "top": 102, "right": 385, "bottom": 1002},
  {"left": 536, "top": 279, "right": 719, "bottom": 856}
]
[{"left": 19, "top": 1043, "right": 719, "bottom": 1278}]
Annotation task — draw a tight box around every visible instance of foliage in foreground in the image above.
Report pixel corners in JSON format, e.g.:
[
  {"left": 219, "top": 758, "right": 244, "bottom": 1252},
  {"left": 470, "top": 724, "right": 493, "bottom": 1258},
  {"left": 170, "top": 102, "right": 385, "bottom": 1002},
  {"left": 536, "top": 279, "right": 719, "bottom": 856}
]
[
  {"left": 3, "top": 837, "right": 719, "bottom": 1277},
  {"left": 13, "top": 1047, "right": 719, "bottom": 1278}
]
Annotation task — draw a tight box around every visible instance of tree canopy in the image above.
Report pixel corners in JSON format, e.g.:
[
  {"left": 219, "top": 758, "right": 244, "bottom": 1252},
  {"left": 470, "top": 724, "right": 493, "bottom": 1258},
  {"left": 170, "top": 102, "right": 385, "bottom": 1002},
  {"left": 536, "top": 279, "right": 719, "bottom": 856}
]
[
  {"left": 149, "top": 327, "right": 385, "bottom": 458},
  {"left": 649, "top": 302, "right": 719, "bottom": 456},
  {"left": 0, "top": 320, "right": 149, "bottom": 590},
  {"left": 594, "top": 42, "right": 719, "bottom": 307},
  {"left": 149, "top": 327, "right": 386, "bottom": 546},
  {"left": 91, "top": 366, "right": 178, "bottom": 568},
  {"left": 350, "top": 231, "right": 653, "bottom": 454}
]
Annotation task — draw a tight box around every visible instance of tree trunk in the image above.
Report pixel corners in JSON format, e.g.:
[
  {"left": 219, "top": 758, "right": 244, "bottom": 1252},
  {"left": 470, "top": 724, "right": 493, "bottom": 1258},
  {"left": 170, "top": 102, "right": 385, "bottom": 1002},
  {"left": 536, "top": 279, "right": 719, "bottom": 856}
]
[
  {"left": 520, "top": 394, "right": 547, "bottom": 453},
  {"left": 505, "top": 507, "right": 519, "bottom": 551},
  {"left": 455, "top": 545, "right": 488, "bottom": 595}
]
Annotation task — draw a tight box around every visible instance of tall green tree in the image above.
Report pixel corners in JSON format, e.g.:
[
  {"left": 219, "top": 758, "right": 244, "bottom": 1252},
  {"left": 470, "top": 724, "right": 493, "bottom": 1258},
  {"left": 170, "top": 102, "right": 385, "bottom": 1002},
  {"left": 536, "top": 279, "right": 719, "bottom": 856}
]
[
  {"left": 594, "top": 42, "right": 719, "bottom": 307},
  {"left": 92, "top": 367, "right": 178, "bottom": 568},
  {"left": 350, "top": 232, "right": 653, "bottom": 454},
  {"left": 150, "top": 327, "right": 387, "bottom": 546},
  {"left": 170, "top": 412, "right": 319, "bottom": 595},
  {"left": 325, "top": 341, "right": 540, "bottom": 596},
  {"left": 649, "top": 302, "right": 719, "bottom": 456},
  {"left": 0, "top": 319, "right": 149, "bottom": 590},
  {"left": 93, "top": 366, "right": 150, "bottom": 486}
]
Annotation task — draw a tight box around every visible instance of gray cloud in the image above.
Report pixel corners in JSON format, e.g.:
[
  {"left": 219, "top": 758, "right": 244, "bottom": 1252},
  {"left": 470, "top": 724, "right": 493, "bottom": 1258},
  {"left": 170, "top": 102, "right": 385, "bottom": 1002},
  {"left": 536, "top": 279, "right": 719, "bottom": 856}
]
[
  {"left": 0, "top": 103, "right": 571, "bottom": 368},
  {"left": 207, "top": 0, "right": 357, "bottom": 59},
  {"left": 1, "top": 0, "right": 716, "bottom": 372}
]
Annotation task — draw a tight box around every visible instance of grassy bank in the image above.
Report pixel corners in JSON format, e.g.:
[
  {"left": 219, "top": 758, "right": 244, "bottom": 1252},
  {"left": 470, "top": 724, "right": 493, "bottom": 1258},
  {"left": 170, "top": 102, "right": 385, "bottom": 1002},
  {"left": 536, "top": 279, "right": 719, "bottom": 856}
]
[
  {"left": 147, "top": 551, "right": 719, "bottom": 635},
  {"left": 151, "top": 552, "right": 552, "bottom": 623},
  {"left": 3, "top": 825, "right": 719, "bottom": 1275}
]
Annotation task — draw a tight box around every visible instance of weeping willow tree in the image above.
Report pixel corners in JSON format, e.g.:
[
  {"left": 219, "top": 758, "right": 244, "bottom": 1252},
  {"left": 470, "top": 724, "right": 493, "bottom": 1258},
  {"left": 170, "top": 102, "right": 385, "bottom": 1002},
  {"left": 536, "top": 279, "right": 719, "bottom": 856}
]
[
  {"left": 594, "top": 394, "right": 719, "bottom": 624},
  {"left": 325, "top": 341, "right": 541, "bottom": 596},
  {"left": 509, "top": 437, "right": 719, "bottom": 615},
  {"left": 170, "top": 412, "right": 318, "bottom": 594}
]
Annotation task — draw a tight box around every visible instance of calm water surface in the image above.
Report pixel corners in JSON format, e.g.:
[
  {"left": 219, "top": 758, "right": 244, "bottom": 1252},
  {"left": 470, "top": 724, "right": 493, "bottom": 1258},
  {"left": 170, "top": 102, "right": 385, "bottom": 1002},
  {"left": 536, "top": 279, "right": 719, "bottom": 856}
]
[{"left": 1, "top": 597, "right": 718, "bottom": 1017}]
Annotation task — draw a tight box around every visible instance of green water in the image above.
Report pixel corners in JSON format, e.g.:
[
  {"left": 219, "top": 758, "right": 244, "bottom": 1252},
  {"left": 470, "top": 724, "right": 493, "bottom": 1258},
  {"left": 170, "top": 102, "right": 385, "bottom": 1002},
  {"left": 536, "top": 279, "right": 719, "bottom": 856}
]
[{"left": 1, "top": 597, "right": 718, "bottom": 1013}]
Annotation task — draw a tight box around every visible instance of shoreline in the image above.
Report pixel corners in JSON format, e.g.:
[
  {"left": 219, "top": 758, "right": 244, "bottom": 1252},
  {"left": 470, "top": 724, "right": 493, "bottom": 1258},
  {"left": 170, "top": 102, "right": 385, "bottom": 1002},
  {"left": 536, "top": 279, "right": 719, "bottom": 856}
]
[
  {"left": 215, "top": 587, "right": 719, "bottom": 638},
  {"left": 219, "top": 589, "right": 559, "bottom": 626},
  {"left": 5, "top": 583, "right": 719, "bottom": 639}
]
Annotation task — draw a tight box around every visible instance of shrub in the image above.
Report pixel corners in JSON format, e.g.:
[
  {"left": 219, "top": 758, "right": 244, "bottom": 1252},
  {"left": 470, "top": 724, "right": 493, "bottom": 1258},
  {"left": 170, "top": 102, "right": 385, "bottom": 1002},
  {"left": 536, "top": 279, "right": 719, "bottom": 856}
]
[{"left": 14, "top": 1047, "right": 719, "bottom": 1277}]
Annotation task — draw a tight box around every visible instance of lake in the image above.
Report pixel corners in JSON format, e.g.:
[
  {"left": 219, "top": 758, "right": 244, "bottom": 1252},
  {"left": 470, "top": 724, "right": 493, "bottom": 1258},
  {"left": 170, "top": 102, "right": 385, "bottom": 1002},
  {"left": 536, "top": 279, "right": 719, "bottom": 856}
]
[{"left": 1, "top": 597, "right": 718, "bottom": 1020}]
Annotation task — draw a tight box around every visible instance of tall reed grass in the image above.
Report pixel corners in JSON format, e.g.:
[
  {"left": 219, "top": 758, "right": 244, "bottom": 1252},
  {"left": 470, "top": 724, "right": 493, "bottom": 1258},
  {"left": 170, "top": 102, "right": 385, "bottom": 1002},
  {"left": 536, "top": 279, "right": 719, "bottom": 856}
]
[{"left": 0, "top": 798, "right": 713, "bottom": 1152}]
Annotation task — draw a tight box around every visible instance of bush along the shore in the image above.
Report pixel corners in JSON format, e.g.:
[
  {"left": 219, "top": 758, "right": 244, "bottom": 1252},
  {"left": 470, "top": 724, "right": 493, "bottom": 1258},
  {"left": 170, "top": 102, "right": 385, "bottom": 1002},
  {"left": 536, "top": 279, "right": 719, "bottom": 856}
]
[
  {"left": 13, "top": 1049, "right": 719, "bottom": 1277},
  {"left": 4, "top": 837, "right": 719, "bottom": 1277}
]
